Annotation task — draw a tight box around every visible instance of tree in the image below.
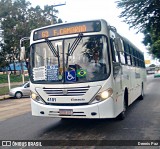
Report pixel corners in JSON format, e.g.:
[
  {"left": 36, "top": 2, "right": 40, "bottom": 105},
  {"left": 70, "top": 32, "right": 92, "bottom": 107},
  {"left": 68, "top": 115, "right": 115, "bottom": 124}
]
[
  {"left": 0, "top": 0, "right": 62, "bottom": 71},
  {"left": 116, "top": 0, "right": 160, "bottom": 58},
  {"left": 143, "top": 27, "right": 160, "bottom": 58}
]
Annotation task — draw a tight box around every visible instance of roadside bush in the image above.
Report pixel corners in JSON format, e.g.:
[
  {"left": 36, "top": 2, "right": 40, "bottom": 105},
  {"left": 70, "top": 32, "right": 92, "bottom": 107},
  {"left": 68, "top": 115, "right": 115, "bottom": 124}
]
[{"left": 0, "top": 74, "right": 29, "bottom": 84}]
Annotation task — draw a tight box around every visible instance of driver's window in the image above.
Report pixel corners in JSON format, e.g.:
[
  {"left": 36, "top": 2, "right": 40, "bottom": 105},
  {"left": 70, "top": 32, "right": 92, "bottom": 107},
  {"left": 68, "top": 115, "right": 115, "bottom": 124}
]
[
  {"left": 25, "top": 83, "right": 30, "bottom": 88},
  {"left": 110, "top": 38, "right": 119, "bottom": 63}
]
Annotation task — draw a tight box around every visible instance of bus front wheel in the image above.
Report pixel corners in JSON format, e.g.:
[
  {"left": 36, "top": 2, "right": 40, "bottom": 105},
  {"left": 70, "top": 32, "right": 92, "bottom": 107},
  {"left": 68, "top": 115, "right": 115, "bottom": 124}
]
[
  {"left": 117, "top": 91, "right": 128, "bottom": 120},
  {"left": 118, "top": 100, "right": 127, "bottom": 120}
]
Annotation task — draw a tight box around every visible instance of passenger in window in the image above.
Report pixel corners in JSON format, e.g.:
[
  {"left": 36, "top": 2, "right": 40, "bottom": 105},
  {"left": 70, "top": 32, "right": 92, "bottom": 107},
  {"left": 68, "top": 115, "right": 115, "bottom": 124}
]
[{"left": 90, "top": 50, "right": 106, "bottom": 73}]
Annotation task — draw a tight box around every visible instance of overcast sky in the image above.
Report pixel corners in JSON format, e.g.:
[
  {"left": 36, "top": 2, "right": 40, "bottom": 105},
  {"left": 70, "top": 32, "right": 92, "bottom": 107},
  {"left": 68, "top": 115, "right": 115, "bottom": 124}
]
[{"left": 29, "top": 0, "right": 155, "bottom": 64}]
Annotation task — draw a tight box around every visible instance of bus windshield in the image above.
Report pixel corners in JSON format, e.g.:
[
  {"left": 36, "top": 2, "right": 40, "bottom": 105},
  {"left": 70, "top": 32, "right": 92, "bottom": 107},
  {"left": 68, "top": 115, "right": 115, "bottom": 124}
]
[{"left": 30, "top": 35, "right": 110, "bottom": 84}]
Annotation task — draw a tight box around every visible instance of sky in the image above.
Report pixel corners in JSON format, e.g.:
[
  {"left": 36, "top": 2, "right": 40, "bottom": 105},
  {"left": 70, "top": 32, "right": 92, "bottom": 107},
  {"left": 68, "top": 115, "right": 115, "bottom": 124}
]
[{"left": 29, "top": 0, "right": 157, "bottom": 65}]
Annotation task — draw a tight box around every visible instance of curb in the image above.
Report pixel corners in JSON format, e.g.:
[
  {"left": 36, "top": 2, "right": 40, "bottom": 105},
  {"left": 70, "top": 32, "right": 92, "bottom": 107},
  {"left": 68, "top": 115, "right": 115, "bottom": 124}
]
[{"left": 0, "top": 95, "right": 10, "bottom": 100}]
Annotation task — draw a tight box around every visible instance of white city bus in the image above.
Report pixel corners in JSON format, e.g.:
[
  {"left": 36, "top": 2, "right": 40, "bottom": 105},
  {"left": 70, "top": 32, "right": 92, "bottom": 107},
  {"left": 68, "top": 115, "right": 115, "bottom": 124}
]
[{"left": 27, "top": 19, "right": 146, "bottom": 120}]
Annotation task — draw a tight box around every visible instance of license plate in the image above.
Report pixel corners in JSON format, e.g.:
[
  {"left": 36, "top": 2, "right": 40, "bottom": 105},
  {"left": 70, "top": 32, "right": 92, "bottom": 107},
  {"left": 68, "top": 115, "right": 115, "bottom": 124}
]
[{"left": 59, "top": 109, "right": 73, "bottom": 116}]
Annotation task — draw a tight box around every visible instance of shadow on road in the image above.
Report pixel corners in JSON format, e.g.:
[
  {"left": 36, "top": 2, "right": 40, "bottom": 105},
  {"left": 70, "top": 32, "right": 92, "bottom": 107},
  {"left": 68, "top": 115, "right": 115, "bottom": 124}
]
[{"left": 38, "top": 97, "right": 144, "bottom": 141}]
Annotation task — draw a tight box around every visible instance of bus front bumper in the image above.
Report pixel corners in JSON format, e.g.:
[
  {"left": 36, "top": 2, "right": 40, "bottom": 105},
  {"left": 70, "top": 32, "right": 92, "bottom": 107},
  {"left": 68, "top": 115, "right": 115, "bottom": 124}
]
[{"left": 31, "top": 98, "right": 115, "bottom": 119}]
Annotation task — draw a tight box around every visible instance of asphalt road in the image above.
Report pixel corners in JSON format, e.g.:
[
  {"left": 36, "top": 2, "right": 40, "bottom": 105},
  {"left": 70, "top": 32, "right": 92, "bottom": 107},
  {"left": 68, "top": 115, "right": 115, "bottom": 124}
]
[{"left": 0, "top": 75, "right": 160, "bottom": 149}]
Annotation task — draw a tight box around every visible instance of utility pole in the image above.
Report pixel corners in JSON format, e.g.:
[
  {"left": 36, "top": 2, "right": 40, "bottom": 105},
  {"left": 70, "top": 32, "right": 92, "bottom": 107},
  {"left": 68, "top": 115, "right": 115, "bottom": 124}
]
[
  {"left": 0, "top": 21, "right": 4, "bottom": 48},
  {"left": 49, "top": 2, "right": 66, "bottom": 24}
]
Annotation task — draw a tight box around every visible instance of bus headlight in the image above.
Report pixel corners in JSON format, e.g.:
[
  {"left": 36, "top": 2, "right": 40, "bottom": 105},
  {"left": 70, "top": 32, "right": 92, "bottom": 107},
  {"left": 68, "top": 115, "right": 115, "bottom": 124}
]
[
  {"left": 91, "top": 88, "right": 113, "bottom": 103},
  {"left": 31, "top": 92, "right": 45, "bottom": 104}
]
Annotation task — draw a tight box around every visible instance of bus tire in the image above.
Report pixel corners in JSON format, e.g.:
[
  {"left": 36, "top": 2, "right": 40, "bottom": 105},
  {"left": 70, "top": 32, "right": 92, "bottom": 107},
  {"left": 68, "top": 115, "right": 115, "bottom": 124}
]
[
  {"left": 117, "top": 91, "right": 128, "bottom": 120},
  {"left": 139, "top": 83, "right": 144, "bottom": 100}
]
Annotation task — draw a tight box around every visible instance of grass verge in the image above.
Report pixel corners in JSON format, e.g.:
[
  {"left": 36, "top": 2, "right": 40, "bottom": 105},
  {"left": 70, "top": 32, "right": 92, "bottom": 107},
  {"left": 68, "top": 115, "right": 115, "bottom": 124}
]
[
  {"left": 0, "top": 85, "right": 20, "bottom": 96},
  {"left": 0, "top": 74, "right": 29, "bottom": 96},
  {"left": 0, "top": 74, "right": 29, "bottom": 84}
]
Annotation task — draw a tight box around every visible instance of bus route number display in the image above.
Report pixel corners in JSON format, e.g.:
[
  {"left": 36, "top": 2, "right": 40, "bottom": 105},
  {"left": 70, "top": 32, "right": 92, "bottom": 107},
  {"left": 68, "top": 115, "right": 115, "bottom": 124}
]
[{"left": 33, "top": 21, "right": 101, "bottom": 40}]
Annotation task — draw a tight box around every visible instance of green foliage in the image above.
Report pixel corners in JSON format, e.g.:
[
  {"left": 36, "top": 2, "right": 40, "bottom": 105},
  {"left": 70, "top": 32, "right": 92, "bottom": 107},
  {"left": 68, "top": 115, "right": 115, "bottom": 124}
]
[
  {"left": 0, "top": 74, "right": 29, "bottom": 83},
  {"left": 0, "top": 48, "right": 8, "bottom": 68},
  {"left": 143, "top": 28, "right": 160, "bottom": 58},
  {"left": 0, "top": 0, "right": 63, "bottom": 68},
  {"left": 116, "top": 0, "right": 160, "bottom": 32},
  {"left": 0, "top": 86, "right": 10, "bottom": 95},
  {"left": 116, "top": 0, "right": 160, "bottom": 59}
]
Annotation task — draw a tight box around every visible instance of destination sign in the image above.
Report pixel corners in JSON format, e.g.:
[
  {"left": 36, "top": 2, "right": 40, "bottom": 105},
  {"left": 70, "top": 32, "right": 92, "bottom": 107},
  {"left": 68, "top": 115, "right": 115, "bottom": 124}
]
[{"left": 33, "top": 21, "right": 101, "bottom": 40}]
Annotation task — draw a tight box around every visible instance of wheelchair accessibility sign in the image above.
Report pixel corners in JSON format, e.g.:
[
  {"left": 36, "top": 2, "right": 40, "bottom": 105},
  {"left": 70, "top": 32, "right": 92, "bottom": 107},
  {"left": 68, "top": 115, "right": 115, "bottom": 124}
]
[{"left": 65, "top": 70, "right": 76, "bottom": 82}]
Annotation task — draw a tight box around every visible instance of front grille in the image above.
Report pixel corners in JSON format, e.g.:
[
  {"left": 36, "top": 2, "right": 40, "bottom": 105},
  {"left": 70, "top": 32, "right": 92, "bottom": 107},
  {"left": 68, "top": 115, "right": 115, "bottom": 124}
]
[{"left": 43, "top": 86, "right": 89, "bottom": 96}]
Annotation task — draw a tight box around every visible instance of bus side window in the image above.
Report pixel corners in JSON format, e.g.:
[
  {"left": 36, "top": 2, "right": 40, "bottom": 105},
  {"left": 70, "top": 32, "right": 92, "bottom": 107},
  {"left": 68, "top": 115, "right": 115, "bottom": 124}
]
[
  {"left": 119, "top": 52, "right": 125, "bottom": 64},
  {"left": 123, "top": 41, "right": 127, "bottom": 65},
  {"left": 127, "top": 45, "right": 133, "bottom": 66},
  {"left": 123, "top": 41, "right": 131, "bottom": 65},
  {"left": 119, "top": 40, "right": 125, "bottom": 64},
  {"left": 110, "top": 38, "right": 119, "bottom": 63},
  {"left": 129, "top": 46, "right": 135, "bottom": 66},
  {"left": 136, "top": 51, "right": 139, "bottom": 67},
  {"left": 133, "top": 48, "right": 137, "bottom": 66},
  {"left": 127, "top": 56, "right": 131, "bottom": 65}
]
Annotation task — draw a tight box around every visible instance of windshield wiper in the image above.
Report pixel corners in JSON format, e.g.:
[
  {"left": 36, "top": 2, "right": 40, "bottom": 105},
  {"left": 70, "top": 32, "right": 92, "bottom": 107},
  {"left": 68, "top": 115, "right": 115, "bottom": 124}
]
[
  {"left": 45, "top": 38, "right": 60, "bottom": 67},
  {"left": 66, "top": 33, "right": 83, "bottom": 67}
]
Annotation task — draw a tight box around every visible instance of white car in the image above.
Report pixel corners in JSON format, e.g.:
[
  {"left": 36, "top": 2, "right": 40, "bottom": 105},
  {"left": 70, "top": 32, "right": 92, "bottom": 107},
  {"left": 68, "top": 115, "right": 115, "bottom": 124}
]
[{"left": 9, "top": 82, "right": 30, "bottom": 98}]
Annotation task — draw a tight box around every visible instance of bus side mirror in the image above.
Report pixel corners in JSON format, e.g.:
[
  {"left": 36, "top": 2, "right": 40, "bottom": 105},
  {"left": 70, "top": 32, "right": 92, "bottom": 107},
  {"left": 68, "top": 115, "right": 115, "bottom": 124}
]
[
  {"left": 114, "top": 38, "right": 123, "bottom": 52},
  {"left": 20, "top": 46, "right": 25, "bottom": 61}
]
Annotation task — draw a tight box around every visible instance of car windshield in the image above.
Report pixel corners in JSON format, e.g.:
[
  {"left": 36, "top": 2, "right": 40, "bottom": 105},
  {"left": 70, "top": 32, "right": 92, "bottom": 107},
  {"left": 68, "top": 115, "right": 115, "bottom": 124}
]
[
  {"left": 30, "top": 35, "right": 110, "bottom": 84},
  {"left": 21, "top": 82, "right": 29, "bottom": 87}
]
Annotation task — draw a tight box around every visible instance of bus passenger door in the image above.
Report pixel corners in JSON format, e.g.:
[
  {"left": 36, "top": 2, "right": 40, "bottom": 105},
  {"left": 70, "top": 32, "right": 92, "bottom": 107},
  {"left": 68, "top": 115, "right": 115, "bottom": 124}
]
[{"left": 110, "top": 35, "right": 123, "bottom": 116}]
